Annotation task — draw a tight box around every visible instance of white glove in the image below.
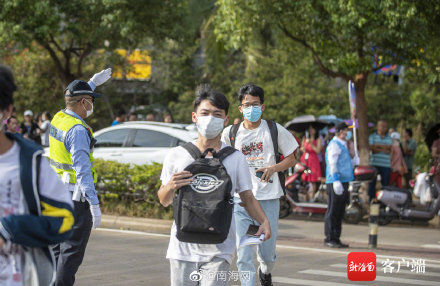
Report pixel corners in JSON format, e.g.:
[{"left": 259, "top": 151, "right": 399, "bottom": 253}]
[
  {"left": 333, "top": 181, "right": 344, "bottom": 195},
  {"left": 90, "top": 204, "right": 102, "bottom": 229},
  {"left": 89, "top": 68, "right": 112, "bottom": 88},
  {"left": 352, "top": 155, "right": 360, "bottom": 166}
]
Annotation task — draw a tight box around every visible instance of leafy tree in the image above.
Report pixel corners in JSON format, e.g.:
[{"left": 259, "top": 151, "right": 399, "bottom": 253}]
[
  {"left": 0, "top": 0, "right": 184, "bottom": 85},
  {"left": 215, "top": 0, "right": 440, "bottom": 163}
]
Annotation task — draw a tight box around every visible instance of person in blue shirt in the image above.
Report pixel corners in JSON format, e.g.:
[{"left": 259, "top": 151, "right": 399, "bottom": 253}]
[
  {"left": 324, "top": 122, "right": 359, "bottom": 248},
  {"left": 111, "top": 109, "right": 127, "bottom": 126},
  {"left": 368, "top": 120, "right": 393, "bottom": 201},
  {"left": 49, "top": 68, "right": 111, "bottom": 286}
]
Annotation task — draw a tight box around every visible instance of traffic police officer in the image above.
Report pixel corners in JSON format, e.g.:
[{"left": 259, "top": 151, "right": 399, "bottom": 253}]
[
  {"left": 49, "top": 68, "right": 111, "bottom": 285},
  {"left": 324, "top": 122, "right": 359, "bottom": 248}
]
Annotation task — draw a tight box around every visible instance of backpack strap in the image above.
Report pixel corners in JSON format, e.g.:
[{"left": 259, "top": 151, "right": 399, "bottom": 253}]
[
  {"left": 267, "top": 120, "right": 286, "bottom": 193},
  {"left": 181, "top": 142, "right": 202, "bottom": 160},
  {"left": 215, "top": 146, "right": 237, "bottom": 163},
  {"left": 228, "top": 124, "right": 240, "bottom": 148}
]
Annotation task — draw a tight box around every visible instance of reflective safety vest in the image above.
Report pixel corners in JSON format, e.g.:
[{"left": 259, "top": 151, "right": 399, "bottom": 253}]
[{"left": 48, "top": 110, "right": 97, "bottom": 184}]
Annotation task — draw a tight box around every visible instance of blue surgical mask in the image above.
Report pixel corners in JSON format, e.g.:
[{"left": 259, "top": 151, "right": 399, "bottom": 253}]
[
  {"left": 346, "top": 131, "right": 353, "bottom": 140},
  {"left": 242, "top": 106, "right": 262, "bottom": 122}
]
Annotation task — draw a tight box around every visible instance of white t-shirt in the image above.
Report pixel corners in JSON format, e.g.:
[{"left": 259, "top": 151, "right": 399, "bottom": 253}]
[
  {"left": 222, "top": 120, "right": 299, "bottom": 200},
  {"left": 160, "top": 142, "right": 252, "bottom": 264},
  {"left": 0, "top": 142, "right": 71, "bottom": 286}
]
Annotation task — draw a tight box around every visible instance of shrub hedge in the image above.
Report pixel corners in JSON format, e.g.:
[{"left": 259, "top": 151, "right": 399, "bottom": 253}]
[{"left": 94, "top": 159, "right": 173, "bottom": 219}]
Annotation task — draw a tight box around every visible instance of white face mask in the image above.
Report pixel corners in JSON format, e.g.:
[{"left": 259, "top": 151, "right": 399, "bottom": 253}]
[
  {"left": 82, "top": 99, "right": 94, "bottom": 118},
  {"left": 196, "top": 115, "right": 225, "bottom": 139}
]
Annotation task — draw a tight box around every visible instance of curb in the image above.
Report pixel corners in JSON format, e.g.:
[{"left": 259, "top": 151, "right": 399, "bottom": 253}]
[{"left": 101, "top": 214, "right": 172, "bottom": 234}]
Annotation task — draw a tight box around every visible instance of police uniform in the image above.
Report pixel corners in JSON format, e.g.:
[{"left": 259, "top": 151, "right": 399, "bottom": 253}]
[
  {"left": 324, "top": 124, "right": 354, "bottom": 248},
  {"left": 49, "top": 80, "right": 100, "bottom": 286}
]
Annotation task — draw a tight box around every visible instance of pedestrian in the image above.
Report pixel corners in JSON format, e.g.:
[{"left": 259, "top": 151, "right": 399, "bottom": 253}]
[
  {"left": 38, "top": 111, "right": 51, "bottom": 146},
  {"left": 324, "top": 122, "right": 358, "bottom": 248},
  {"left": 368, "top": 120, "right": 392, "bottom": 201},
  {"left": 146, "top": 113, "right": 155, "bottom": 121},
  {"left": 49, "top": 68, "right": 111, "bottom": 286},
  {"left": 389, "top": 132, "right": 407, "bottom": 188},
  {"left": 6, "top": 116, "right": 19, "bottom": 133},
  {"left": 163, "top": 113, "right": 173, "bottom": 123},
  {"left": 20, "top": 109, "right": 40, "bottom": 143},
  {"left": 301, "top": 125, "right": 322, "bottom": 201},
  {"left": 111, "top": 109, "right": 126, "bottom": 126},
  {"left": 233, "top": 117, "right": 241, "bottom": 125},
  {"left": 402, "top": 128, "right": 417, "bottom": 187},
  {"left": 128, "top": 112, "right": 138, "bottom": 121},
  {"left": 222, "top": 83, "right": 298, "bottom": 286},
  {"left": 0, "top": 64, "right": 74, "bottom": 286},
  {"left": 158, "top": 85, "right": 271, "bottom": 286}
]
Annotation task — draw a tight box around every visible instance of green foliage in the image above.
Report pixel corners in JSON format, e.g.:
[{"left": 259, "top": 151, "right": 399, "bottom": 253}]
[{"left": 94, "top": 159, "right": 172, "bottom": 219}]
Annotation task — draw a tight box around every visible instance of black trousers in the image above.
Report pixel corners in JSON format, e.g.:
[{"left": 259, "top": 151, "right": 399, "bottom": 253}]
[
  {"left": 53, "top": 200, "right": 92, "bottom": 286},
  {"left": 324, "top": 182, "right": 349, "bottom": 242}
]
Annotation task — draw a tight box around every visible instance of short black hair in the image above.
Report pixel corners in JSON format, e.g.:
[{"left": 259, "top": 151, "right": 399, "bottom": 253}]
[
  {"left": 117, "top": 109, "right": 127, "bottom": 117},
  {"left": 43, "top": 111, "right": 52, "bottom": 121},
  {"left": 238, "top": 83, "right": 264, "bottom": 104},
  {"left": 0, "top": 65, "right": 16, "bottom": 111},
  {"left": 405, "top": 128, "right": 413, "bottom": 137},
  {"left": 7, "top": 116, "right": 17, "bottom": 124},
  {"left": 193, "top": 84, "right": 229, "bottom": 115}
]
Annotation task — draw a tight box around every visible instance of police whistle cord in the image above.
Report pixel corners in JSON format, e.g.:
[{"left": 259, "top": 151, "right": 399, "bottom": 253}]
[{"left": 368, "top": 200, "right": 380, "bottom": 249}]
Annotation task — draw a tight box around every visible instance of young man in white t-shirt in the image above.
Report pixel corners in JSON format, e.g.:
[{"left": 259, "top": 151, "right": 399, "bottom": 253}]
[
  {"left": 221, "top": 83, "right": 298, "bottom": 286},
  {"left": 158, "top": 85, "right": 271, "bottom": 286}
]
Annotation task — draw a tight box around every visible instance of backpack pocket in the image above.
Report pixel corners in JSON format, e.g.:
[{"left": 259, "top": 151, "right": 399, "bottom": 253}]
[{"left": 179, "top": 199, "right": 233, "bottom": 235}]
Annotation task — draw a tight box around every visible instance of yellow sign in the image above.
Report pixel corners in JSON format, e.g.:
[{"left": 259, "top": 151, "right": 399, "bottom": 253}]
[{"left": 113, "top": 49, "right": 151, "bottom": 80}]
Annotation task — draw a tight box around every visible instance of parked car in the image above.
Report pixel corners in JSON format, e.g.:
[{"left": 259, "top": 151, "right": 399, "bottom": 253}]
[{"left": 45, "top": 122, "right": 198, "bottom": 165}]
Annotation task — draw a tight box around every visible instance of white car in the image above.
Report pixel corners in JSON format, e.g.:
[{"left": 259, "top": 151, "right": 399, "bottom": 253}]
[
  {"left": 43, "top": 122, "right": 198, "bottom": 165},
  {"left": 90, "top": 121, "right": 198, "bottom": 165}
]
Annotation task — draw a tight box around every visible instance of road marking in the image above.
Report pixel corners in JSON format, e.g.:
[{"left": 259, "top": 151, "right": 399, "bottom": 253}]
[
  {"left": 273, "top": 276, "right": 365, "bottom": 286},
  {"left": 276, "top": 244, "right": 440, "bottom": 264},
  {"left": 330, "top": 264, "right": 440, "bottom": 277},
  {"left": 96, "top": 228, "right": 440, "bottom": 264},
  {"left": 422, "top": 244, "right": 440, "bottom": 249},
  {"left": 300, "top": 269, "right": 439, "bottom": 285},
  {"left": 97, "top": 228, "right": 170, "bottom": 238}
]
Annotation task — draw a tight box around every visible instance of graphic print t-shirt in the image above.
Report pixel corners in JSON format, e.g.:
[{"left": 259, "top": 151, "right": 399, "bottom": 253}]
[{"left": 222, "top": 120, "right": 299, "bottom": 200}]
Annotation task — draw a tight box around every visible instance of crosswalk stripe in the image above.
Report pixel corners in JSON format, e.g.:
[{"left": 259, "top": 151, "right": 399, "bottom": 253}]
[
  {"left": 376, "top": 259, "right": 440, "bottom": 269},
  {"left": 273, "top": 277, "right": 365, "bottom": 286},
  {"left": 299, "top": 269, "right": 439, "bottom": 285},
  {"left": 422, "top": 244, "right": 440, "bottom": 249},
  {"left": 276, "top": 244, "right": 440, "bottom": 264},
  {"left": 330, "top": 264, "right": 440, "bottom": 277}
]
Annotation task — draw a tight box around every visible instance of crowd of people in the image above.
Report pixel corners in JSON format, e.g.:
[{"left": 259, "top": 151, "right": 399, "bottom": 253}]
[
  {"left": 4, "top": 108, "right": 52, "bottom": 146},
  {"left": 293, "top": 119, "right": 418, "bottom": 202},
  {"left": 110, "top": 109, "right": 174, "bottom": 126}
]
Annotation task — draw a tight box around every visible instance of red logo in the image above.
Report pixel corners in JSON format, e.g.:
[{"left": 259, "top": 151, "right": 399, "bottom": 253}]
[{"left": 347, "top": 252, "right": 376, "bottom": 281}]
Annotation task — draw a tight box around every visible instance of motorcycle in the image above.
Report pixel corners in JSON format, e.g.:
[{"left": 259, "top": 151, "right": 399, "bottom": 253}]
[{"left": 376, "top": 171, "right": 440, "bottom": 225}]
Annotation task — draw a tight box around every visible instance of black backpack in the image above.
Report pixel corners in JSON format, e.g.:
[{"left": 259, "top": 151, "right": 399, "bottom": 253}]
[
  {"left": 229, "top": 120, "right": 286, "bottom": 194},
  {"left": 173, "top": 142, "right": 236, "bottom": 244}
]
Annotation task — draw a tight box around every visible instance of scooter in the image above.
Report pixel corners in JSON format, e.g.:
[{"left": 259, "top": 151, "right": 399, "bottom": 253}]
[
  {"left": 343, "top": 165, "right": 377, "bottom": 224},
  {"left": 376, "top": 172, "right": 440, "bottom": 225},
  {"left": 279, "top": 163, "right": 328, "bottom": 218},
  {"left": 279, "top": 164, "right": 377, "bottom": 223}
]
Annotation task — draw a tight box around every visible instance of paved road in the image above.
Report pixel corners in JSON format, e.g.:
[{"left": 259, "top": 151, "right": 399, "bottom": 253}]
[{"left": 75, "top": 228, "right": 440, "bottom": 286}]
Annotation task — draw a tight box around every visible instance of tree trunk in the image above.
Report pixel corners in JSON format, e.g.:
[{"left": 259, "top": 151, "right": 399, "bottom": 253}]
[{"left": 354, "top": 73, "right": 370, "bottom": 165}]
